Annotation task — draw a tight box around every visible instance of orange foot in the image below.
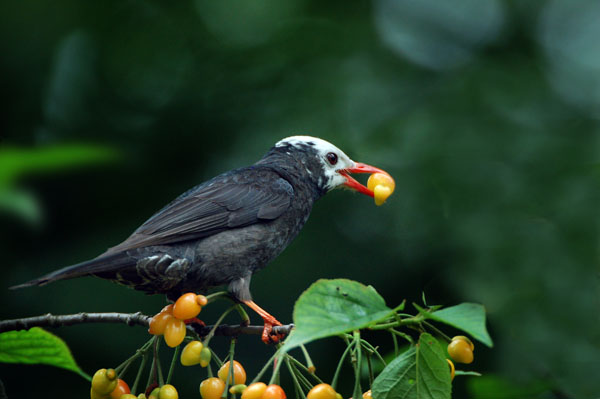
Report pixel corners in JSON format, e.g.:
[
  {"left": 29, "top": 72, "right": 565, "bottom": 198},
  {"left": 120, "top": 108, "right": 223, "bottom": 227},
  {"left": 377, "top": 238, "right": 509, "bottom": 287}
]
[{"left": 243, "top": 300, "right": 286, "bottom": 344}]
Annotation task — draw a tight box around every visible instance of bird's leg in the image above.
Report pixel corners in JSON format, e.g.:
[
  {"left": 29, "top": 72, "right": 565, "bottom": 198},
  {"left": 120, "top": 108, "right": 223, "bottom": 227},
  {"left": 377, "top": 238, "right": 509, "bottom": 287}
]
[{"left": 242, "top": 300, "right": 285, "bottom": 344}]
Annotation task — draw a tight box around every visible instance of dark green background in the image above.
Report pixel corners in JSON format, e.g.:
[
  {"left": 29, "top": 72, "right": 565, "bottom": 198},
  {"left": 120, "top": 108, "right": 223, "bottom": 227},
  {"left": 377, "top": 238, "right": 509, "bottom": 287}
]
[{"left": 1, "top": 0, "right": 599, "bottom": 398}]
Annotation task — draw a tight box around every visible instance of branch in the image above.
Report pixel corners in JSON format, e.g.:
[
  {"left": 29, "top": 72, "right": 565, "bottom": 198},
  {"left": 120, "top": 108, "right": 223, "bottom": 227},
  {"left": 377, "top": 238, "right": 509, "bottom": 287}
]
[{"left": 0, "top": 312, "right": 294, "bottom": 337}]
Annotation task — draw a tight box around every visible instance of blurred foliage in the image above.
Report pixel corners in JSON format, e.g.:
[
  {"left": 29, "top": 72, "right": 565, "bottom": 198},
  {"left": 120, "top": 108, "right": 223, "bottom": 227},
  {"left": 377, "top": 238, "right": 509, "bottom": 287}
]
[
  {"left": 1, "top": 0, "right": 599, "bottom": 398},
  {"left": 0, "top": 145, "right": 118, "bottom": 224}
]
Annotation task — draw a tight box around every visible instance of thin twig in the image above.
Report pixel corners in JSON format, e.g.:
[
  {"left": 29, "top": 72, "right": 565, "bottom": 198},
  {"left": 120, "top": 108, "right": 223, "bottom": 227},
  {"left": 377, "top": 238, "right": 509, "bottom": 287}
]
[{"left": 0, "top": 312, "right": 294, "bottom": 337}]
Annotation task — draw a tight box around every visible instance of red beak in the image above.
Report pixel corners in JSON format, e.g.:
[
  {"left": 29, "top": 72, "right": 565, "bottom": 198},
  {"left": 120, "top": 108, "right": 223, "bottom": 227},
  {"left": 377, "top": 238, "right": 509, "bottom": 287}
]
[{"left": 339, "top": 162, "right": 390, "bottom": 198}]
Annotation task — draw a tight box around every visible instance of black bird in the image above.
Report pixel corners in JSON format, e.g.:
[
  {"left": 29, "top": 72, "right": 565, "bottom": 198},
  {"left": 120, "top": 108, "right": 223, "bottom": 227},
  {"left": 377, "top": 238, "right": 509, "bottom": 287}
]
[{"left": 13, "top": 136, "right": 391, "bottom": 342}]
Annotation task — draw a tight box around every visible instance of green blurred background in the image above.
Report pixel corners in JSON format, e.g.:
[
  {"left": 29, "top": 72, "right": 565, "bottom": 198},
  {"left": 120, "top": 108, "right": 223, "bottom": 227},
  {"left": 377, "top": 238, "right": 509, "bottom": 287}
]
[{"left": 1, "top": 0, "right": 599, "bottom": 398}]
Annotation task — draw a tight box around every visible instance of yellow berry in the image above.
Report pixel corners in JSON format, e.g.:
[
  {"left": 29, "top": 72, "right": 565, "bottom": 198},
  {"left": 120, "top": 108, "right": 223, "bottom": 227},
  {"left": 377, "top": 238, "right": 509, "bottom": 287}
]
[
  {"left": 448, "top": 338, "right": 474, "bottom": 364},
  {"left": 91, "top": 387, "right": 109, "bottom": 399},
  {"left": 307, "top": 383, "right": 337, "bottom": 399},
  {"left": 373, "top": 185, "right": 392, "bottom": 206},
  {"left": 158, "top": 384, "right": 178, "bottom": 399},
  {"left": 217, "top": 360, "right": 247, "bottom": 385},
  {"left": 241, "top": 382, "right": 267, "bottom": 399},
  {"left": 367, "top": 172, "right": 395, "bottom": 192},
  {"left": 367, "top": 173, "right": 395, "bottom": 206},
  {"left": 362, "top": 391, "right": 372, "bottom": 399},
  {"left": 180, "top": 340, "right": 204, "bottom": 366},
  {"left": 447, "top": 359, "right": 455, "bottom": 381},
  {"left": 163, "top": 318, "right": 186, "bottom": 347},
  {"left": 92, "top": 368, "right": 118, "bottom": 395},
  {"left": 451, "top": 335, "right": 474, "bottom": 351}
]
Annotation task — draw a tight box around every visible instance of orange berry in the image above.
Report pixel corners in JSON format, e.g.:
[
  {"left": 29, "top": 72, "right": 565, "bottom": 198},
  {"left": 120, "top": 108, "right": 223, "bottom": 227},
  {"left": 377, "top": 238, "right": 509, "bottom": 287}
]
[
  {"left": 160, "top": 304, "right": 174, "bottom": 314},
  {"left": 262, "top": 384, "right": 286, "bottom": 399},
  {"left": 362, "top": 390, "right": 372, "bottom": 399},
  {"left": 241, "top": 382, "right": 267, "bottom": 399},
  {"left": 217, "top": 360, "right": 247, "bottom": 385},
  {"left": 200, "top": 377, "right": 225, "bottom": 399},
  {"left": 197, "top": 294, "right": 208, "bottom": 307},
  {"left": 173, "top": 293, "right": 202, "bottom": 320},
  {"left": 110, "top": 379, "right": 130, "bottom": 399},
  {"left": 149, "top": 312, "right": 175, "bottom": 335},
  {"left": 163, "top": 318, "right": 186, "bottom": 347},
  {"left": 307, "top": 383, "right": 337, "bottom": 399}
]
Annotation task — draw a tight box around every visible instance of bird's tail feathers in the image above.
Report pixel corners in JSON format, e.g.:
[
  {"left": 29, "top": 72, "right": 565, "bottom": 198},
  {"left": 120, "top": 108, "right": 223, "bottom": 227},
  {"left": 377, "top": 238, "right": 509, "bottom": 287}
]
[{"left": 10, "top": 253, "right": 132, "bottom": 290}]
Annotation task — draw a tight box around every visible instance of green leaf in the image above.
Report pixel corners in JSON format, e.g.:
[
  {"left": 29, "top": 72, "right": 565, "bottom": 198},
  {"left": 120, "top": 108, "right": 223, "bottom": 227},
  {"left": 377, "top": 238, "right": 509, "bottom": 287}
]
[
  {"left": 455, "top": 370, "right": 482, "bottom": 377},
  {"left": 420, "top": 303, "right": 493, "bottom": 347},
  {"left": 372, "top": 333, "right": 452, "bottom": 399},
  {"left": 283, "top": 279, "right": 394, "bottom": 351},
  {"left": 0, "top": 327, "right": 90, "bottom": 380}
]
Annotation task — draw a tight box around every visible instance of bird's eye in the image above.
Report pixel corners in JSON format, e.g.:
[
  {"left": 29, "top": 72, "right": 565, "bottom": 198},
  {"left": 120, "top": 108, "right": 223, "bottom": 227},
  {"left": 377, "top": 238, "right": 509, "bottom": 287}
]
[{"left": 326, "top": 152, "right": 338, "bottom": 165}]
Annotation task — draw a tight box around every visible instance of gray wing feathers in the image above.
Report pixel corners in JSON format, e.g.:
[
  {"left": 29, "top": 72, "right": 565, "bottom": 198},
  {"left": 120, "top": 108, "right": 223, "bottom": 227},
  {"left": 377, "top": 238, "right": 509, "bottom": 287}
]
[{"left": 106, "top": 175, "right": 293, "bottom": 253}]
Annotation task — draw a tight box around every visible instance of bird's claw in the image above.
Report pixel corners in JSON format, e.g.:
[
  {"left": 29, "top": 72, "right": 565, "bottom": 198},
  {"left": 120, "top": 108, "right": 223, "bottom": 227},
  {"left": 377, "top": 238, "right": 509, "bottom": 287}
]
[{"left": 261, "top": 320, "right": 286, "bottom": 344}]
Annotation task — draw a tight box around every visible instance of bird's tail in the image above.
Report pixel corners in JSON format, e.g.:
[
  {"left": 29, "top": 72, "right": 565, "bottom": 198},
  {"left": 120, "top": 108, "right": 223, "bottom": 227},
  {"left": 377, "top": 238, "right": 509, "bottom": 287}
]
[{"left": 10, "top": 253, "right": 132, "bottom": 289}]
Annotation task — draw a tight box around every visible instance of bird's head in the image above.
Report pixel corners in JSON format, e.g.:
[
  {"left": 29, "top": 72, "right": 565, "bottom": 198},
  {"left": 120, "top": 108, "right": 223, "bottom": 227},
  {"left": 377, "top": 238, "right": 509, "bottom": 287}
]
[{"left": 273, "top": 135, "right": 391, "bottom": 198}]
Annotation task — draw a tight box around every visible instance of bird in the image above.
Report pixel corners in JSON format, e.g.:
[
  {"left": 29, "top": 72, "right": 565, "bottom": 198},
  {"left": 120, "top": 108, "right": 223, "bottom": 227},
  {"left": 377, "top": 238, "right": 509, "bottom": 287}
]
[{"left": 12, "top": 136, "right": 392, "bottom": 343}]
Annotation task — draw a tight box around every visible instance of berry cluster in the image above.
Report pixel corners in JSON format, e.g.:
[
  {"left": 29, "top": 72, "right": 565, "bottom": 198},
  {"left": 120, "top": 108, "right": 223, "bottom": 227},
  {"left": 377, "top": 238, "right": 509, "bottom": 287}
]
[
  {"left": 90, "top": 368, "right": 180, "bottom": 399},
  {"left": 148, "top": 293, "right": 208, "bottom": 347}
]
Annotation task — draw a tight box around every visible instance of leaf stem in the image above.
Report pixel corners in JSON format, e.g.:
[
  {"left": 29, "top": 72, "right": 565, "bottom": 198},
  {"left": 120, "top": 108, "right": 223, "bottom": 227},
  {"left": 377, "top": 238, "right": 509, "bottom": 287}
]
[
  {"left": 166, "top": 345, "right": 180, "bottom": 384},
  {"left": 223, "top": 339, "right": 237, "bottom": 396},
  {"left": 352, "top": 331, "right": 362, "bottom": 399},
  {"left": 268, "top": 352, "right": 284, "bottom": 386},
  {"left": 203, "top": 306, "right": 236, "bottom": 346},
  {"left": 155, "top": 340, "right": 164, "bottom": 387},
  {"left": 359, "top": 339, "right": 386, "bottom": 366},
  {"left": 285, "top": 356, "right": 307, "bottom": 399},
  {"left": 390, "top": 329, "right": 399, "bottom": 357},
  {"left": 205, "top": 291, "right": 230, "bottom": 304},
  {"left": 331, "top": 341, "right": 353, "bottom": 390},
  {"left": 299, "top": 345, "right": 315, "bottom": 373},
  {"left": 115, "top": 337, "right": 155, "bottom": 374},
  {"left": 287, "top": 355, "right": 324, "bottom": 384},
  {"left": 423, "top": 321, "right": 452, "bottom": 342},
  {"left": 132, "top": 350, "right": 148, "bottom": 395}
]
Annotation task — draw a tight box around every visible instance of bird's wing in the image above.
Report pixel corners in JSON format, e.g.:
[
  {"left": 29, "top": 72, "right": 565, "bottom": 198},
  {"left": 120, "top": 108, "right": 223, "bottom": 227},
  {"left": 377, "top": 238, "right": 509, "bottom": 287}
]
[{"left": 105, "top": 173, "right": 293, "bottom": 253}]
